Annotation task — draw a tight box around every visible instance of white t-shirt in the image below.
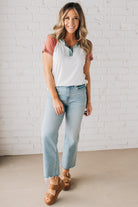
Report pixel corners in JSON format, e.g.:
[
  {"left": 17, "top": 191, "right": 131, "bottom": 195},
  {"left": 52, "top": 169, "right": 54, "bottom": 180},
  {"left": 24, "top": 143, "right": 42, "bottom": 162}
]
[{"left": 42, "top": 35, "right": 93, "bottom": 86}]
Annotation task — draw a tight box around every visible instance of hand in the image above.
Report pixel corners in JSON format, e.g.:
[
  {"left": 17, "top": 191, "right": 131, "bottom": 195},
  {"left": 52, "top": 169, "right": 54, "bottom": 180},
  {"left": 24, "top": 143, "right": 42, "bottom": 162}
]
[
  {"left": 84, "top": 102, "right": 92, "bottom": 116},
  {"left": 52, "top": 97, "right": 64, "bottom": 115}
]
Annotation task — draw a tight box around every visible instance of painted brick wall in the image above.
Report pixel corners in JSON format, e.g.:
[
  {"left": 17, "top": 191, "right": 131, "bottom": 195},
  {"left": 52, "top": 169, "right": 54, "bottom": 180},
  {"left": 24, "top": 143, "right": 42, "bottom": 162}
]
[{"left": 0, "top": 0, "right": 138, "bottom": 155}]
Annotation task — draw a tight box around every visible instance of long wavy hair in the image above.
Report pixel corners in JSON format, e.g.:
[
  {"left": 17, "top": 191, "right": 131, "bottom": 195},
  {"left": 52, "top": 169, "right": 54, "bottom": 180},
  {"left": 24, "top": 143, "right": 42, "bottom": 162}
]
[{"left": 49, "top": 2, "right": 92, "bottom": 61}]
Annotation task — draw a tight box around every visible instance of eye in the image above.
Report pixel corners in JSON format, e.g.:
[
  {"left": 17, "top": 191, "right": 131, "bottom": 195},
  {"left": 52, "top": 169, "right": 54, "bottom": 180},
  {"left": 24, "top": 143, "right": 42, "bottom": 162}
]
[{"left": 64, "top": 17, "right": 79, "bottom": 21}]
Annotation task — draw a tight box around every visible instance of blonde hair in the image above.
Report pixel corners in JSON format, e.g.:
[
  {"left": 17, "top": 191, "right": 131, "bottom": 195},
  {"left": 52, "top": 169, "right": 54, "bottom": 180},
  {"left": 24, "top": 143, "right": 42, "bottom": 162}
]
[{"left": 49, "top": 2, "right": 92, "bottom": 61}]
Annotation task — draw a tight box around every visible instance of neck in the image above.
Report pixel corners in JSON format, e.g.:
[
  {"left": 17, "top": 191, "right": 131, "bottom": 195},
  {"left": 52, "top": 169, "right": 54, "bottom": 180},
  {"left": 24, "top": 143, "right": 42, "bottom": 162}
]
[{"left": 65, "top": 32, "right": 76, "bottom": 41}]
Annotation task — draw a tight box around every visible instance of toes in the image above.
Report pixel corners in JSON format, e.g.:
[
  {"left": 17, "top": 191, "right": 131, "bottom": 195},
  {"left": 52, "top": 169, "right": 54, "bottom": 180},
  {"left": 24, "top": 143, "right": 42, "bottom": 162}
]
[{"left": 44, "top": 195, "right": 49, "bottom": 201}]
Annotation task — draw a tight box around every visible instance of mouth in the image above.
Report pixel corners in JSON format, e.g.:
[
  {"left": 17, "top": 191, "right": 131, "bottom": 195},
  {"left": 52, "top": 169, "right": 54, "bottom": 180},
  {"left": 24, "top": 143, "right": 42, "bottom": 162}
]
[{"left": 68, "top": 26, "right": 75, "bottom": 29}]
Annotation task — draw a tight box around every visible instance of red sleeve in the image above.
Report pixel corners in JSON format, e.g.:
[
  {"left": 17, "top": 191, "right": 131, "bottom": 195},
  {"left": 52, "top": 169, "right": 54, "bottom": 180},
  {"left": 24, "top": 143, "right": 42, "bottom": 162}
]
[
  {"left": 87, "top": 40, "right": 93, "bottom": 61},
  {"left": 42, "top": 35, "right": 57, "bottom": 56},
  {"left": 88, "top": 51, "right": 93, "bottom": 61}
]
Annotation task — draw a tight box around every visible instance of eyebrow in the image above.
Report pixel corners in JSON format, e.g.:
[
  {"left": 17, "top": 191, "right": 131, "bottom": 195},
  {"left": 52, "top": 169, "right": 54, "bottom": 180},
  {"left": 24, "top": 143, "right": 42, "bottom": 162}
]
[{"left": 65, "top": 15, "right": 79, "bottom": 18}]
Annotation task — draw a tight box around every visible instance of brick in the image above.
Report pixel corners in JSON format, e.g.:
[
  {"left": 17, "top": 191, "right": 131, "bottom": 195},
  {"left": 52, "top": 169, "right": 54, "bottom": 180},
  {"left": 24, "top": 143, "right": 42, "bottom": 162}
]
[{"left": 0, "top": 0, "right": 138, "bottom": 155}]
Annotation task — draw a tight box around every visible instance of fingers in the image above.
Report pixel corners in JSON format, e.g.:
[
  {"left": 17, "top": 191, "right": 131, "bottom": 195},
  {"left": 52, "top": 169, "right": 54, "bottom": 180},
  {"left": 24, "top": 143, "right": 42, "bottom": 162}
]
[
  {"left": 84, "top": 108, "right": 92, "bottom": 116},
  {"left": 84, "top": 111, "right": 89, "bottom": 116},
  {"left": 52, "top": 98, "right": 64, "bottom": 115},
  {"left": 54, "top": 101, "right": 64, "bottom": 115},
  {"left": 84, "top": 110, "right": 88, "bottom": 116},
  {"left": 56, "top": 104, "right": 64, "bottom": 115}
]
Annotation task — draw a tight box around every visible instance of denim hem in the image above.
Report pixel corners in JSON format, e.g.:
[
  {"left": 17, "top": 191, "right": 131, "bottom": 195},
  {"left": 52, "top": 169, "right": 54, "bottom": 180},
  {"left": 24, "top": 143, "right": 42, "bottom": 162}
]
[
  {"left": 60, "top": 163, "right": 76, "bottom": 170},
  {"left": 44, "top": 173, "right": 60, "bottom": 180}
]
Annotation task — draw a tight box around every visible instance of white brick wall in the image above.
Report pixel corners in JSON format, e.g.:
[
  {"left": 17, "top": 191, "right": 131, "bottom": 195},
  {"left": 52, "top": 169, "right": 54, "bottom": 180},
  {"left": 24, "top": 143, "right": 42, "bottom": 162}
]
[{"left": 0, "top": 0, "right": 138, "bottom": 155}]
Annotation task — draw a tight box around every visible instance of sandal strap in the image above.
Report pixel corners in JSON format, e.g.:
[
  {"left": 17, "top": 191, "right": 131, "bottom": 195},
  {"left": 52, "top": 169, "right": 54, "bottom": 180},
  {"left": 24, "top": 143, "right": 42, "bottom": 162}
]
[
  {"left": 64, "top": 178, "right": 71, "bottom": 182},
  {"left": 49, "top": 183, "right": 59, "bottom": 190},
  {"left": 62, "top": 171, "right": 71, "bottom": 178},
  {"left": 46, "top": 192, "right": 54, "bottom": 199},
  {"left": 49, "top": 177, "right": 62, "bottom": 190},
  {"left": 62, "top": 172, "right": 71, "bottom": 184}
]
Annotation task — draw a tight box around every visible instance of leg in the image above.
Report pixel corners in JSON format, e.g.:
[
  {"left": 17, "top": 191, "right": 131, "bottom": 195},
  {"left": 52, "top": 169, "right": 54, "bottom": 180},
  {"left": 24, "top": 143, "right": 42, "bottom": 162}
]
[
  {"left": 61, "top": 87, "right": 87, "bottom": 170},
  {"left": 41, "top": 92, "right": 65, "bottom": 179}
]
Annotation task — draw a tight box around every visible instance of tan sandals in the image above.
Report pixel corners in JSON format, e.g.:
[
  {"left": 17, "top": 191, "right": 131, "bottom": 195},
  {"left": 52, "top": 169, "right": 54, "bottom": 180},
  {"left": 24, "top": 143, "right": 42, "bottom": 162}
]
[
  {"left": 61, "top": 171, "right": 72, "bottom": 190},
  {"left": 44, "top": 176, "right": 64, "bottom": 205},
  {"left": 44, "top": 172, "right": 71, "bottom": 205}
]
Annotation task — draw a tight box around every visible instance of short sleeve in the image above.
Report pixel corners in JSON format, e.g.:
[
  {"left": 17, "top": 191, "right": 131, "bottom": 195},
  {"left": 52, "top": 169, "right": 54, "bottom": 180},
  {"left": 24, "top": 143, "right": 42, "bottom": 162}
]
[
  {"left": 88, "top": 41, "right": 93, "bottom": 61},
  {"left": 42, "top": 35, "right": 57, "bottom": 56},
  {"left": 86, "top": 40, "right": 93, "bottom": 62},
  {"left": 88, "top": 51, "right": 93, "bottom": 61}
]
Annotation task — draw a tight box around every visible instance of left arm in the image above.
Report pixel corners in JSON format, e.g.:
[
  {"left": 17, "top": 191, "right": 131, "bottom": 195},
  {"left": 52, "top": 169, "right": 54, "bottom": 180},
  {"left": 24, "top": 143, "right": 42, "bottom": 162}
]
[{"left": 83, "top": 60, "right": 92, "bottom": 116}]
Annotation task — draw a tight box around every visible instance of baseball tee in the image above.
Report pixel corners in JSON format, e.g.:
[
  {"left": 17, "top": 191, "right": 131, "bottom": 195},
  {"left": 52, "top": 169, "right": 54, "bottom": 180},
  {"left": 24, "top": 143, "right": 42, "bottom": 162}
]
[{"left": 42, "top": 35, "right": 93, "bottom": 86}]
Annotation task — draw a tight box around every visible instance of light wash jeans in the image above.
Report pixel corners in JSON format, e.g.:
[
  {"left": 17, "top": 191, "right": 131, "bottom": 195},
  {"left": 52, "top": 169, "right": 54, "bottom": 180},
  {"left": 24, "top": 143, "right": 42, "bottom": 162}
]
[{"left": 41, "top": 84, "right": 87, "bottom": 179}]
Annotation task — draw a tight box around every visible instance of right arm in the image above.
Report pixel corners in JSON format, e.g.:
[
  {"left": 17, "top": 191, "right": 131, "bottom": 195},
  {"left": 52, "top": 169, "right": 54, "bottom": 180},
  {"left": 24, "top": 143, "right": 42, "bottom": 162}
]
[{"left": 42, "top": 52, "right": 64, "bottom": 115}]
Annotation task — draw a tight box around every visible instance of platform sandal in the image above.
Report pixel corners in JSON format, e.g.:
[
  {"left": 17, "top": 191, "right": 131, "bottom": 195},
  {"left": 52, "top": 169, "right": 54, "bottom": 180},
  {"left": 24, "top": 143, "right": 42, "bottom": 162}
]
[
  {"left": 44, "top": 176, "right": 65, "bottom": 205},
  {"left": 61, "top": 171, "right": 72, "bottom": 190}
]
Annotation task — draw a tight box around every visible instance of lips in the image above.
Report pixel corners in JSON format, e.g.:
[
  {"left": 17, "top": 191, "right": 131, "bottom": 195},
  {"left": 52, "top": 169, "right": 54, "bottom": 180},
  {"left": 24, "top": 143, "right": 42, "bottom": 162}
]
[{"left": 68, "top": 26, "right": 75, "bottom": 29}]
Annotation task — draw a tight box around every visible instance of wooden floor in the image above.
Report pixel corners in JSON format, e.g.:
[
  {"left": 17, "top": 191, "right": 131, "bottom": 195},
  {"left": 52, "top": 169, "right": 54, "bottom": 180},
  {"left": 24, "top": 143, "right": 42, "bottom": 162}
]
[{"left": 0, "top": 148, "right": 138, "bottom": 207}]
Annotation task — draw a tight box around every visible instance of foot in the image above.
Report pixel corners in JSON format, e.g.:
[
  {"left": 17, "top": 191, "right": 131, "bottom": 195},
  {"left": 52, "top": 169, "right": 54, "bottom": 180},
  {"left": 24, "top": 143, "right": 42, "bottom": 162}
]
[
  {"left": 44, "top": 176, "right": 64, "bottom": 205},
  {"left": 46, "top": 176, "right": 58, "bottom": 200},
  {"left": 61, "top": 170, "right": 71, "bottom": 190}
]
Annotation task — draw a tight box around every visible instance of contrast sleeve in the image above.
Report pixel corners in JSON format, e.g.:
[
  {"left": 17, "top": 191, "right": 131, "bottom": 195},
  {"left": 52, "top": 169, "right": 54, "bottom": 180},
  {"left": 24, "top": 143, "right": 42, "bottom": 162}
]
[
  {"left": 88, "top": 41, "right": 93, "bottom": 61},
  {"left": 88, "top": 51, "right": 93, "bottom": 61},
  {"left": 42, "top": 35, "right": 57, "bottom": 56}
]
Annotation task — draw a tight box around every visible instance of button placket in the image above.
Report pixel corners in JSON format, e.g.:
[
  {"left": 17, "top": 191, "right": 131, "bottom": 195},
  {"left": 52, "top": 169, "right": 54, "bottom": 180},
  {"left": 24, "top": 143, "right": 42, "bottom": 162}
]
[{"left": 60, "top": 39, "right": 79, "bottom": 56}]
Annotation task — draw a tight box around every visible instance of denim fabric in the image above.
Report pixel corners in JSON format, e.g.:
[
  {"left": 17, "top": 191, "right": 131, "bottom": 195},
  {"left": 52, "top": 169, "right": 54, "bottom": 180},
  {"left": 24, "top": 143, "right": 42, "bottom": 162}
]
[{"left": 41, "top": 84, "right": 87, "bottom": 179}]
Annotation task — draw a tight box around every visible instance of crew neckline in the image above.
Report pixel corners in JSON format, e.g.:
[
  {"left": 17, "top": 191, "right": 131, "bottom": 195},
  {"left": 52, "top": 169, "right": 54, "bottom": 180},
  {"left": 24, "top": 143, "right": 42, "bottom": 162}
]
[{"left": 61, "top": 39, "right": 79, "bottom": 49}]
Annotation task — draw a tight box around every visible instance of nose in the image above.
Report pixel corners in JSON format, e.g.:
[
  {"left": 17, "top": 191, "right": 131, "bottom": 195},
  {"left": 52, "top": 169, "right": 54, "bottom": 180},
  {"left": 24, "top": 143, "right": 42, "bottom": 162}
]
[{"left": 69, "top": 19, "right": 75, "bottom": 25}]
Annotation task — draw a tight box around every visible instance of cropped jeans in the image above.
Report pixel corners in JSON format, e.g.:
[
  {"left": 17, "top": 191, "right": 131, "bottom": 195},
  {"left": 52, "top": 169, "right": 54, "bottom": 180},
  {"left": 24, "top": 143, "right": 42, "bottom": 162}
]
[{"left": 41, "top": 84, "right": 87, "bottom": 179}]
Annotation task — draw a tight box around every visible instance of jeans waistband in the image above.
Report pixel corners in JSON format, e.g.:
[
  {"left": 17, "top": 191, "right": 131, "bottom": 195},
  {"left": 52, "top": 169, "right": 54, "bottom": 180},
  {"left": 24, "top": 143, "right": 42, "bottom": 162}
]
[{"left": 56, "top": 84, "right": 86, "bottom": 89}]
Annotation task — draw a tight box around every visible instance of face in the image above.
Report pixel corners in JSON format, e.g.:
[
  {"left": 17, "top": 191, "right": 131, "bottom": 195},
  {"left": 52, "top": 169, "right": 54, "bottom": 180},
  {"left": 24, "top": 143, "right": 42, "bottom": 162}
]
[{"left": 64, "top": 9, "right": 80, "bottom": 34}]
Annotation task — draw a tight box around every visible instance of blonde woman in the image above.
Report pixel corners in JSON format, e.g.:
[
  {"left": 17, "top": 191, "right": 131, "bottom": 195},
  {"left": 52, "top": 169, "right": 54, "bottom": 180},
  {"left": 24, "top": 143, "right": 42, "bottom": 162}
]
[{"left": 41, "top": 2, "right": 93, "bottom": 205}]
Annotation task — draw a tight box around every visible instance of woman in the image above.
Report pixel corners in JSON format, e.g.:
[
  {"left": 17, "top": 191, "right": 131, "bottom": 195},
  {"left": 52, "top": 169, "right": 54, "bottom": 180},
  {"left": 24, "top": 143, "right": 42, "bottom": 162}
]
[{"left": 41, "top": 2, "right": 93, "bottom": 205}]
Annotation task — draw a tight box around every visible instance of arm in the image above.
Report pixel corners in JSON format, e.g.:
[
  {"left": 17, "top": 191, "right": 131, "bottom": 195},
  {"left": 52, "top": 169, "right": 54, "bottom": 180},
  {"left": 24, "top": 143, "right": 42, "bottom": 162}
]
[
  {"left": 42, "top": 52, "right": 58, "bottom": 99},
  {"left": 42, "top": 52, "right": 64, "bottom": 115},
  {"left": 84, "top": 60, "right": 92, "bottom": 105},
  {"left": 83, "top": 42, "right": 93, "bottom": 116},
  {"left": 83, "top": 60, "right": 92, "bottom": 116}
]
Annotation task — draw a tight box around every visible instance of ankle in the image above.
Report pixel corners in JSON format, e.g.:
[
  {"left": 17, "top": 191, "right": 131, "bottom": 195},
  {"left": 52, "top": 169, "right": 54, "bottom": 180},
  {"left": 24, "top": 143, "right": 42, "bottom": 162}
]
[
  {"left": 50, "top": 175, "right": 59, "bottom": 183},
  {"left": 62, "top": 168, "right": 69, "bottom": 172}
]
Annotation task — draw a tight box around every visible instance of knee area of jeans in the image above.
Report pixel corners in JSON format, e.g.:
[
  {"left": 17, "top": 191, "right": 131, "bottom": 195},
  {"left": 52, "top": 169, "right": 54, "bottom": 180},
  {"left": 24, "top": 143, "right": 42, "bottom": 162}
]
[
  {"left": 42, "top": 132, "right": 58, "bottom": 142},
  {"left": 67, "top": 138, "right": 78, "bottom": 148}
]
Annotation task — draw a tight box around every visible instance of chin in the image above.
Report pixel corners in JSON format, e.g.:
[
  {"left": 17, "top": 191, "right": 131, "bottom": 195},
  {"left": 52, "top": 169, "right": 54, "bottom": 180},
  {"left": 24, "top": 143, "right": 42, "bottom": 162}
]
[
  {"left": 66, "top": 29, "right": 77, "bottom": 34},
  {"left": 67, "top": 31, "right": 75, "bottom": 34}
]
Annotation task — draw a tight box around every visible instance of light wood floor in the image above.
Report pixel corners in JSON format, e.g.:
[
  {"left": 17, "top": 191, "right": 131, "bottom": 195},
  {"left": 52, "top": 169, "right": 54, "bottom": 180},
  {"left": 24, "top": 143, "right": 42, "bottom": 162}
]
[{"left": 0, "top": 148, "right": 138, "bottom": 207}]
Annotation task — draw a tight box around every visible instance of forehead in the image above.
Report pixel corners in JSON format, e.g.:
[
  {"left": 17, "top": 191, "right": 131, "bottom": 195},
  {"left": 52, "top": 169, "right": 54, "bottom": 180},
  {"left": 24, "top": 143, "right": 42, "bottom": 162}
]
[{"left": 65, "top": 9, "right": 79, "bottom": 17}]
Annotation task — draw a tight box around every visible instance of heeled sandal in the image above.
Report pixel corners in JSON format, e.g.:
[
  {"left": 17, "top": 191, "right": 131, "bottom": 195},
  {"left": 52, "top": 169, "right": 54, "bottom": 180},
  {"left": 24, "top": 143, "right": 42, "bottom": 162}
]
[
  {"left": 61, "top": 171, "right": 72, "bottom": 190},
  {"left": 44, "top": 176, "right": 65, "bottom": 205}
]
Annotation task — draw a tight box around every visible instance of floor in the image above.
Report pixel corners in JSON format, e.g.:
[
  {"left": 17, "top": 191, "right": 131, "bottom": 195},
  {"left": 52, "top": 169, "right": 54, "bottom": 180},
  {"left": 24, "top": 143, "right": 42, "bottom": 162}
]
[{"left": 0, "top": 148, "right": 138, "bottom": 207}]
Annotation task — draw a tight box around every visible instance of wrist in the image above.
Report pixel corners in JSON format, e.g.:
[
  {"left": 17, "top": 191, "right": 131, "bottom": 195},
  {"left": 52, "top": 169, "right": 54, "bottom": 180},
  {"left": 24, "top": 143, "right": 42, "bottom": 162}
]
[
  {"left": 52, "top": 96, "right": 59, "bottom": 101},
  {"left": 51, "top": 92, "right": 59, "bottom": 100}
]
